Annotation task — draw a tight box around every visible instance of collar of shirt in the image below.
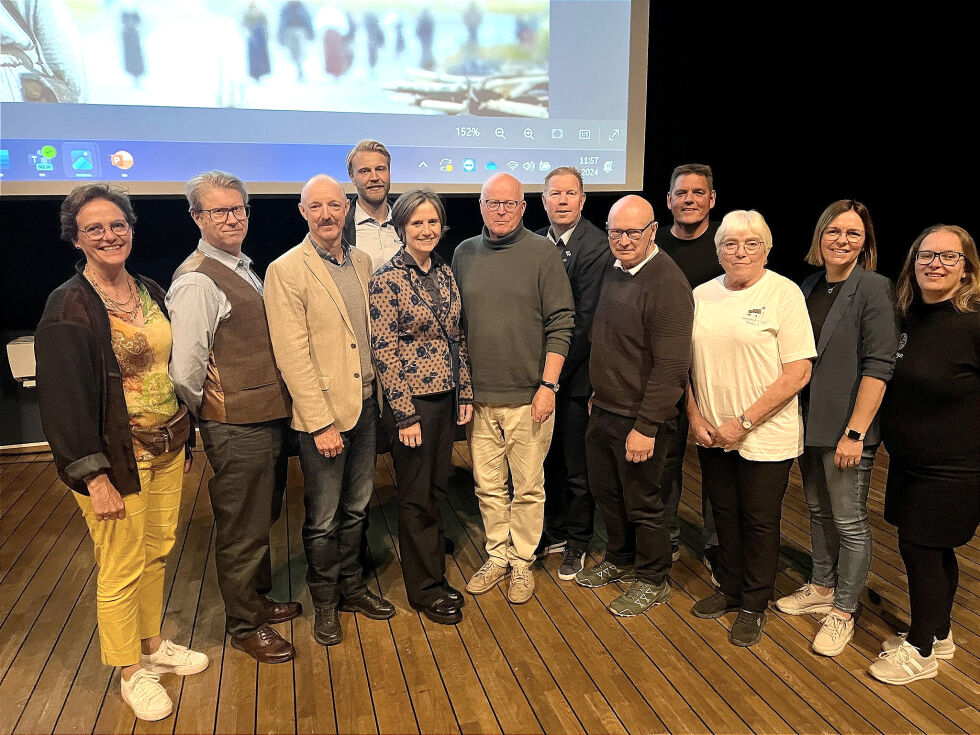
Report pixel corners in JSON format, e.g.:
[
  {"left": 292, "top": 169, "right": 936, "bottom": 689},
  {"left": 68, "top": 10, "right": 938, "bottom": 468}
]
[
  {"left": 354, "top": 199, "right": 393, "bottom": 227},
  {"left": 400, "top": 247, "right": 444, "bottom": 276},
  {"left": 548, "top": 218, "right": 580, "bottom": 247},
  {"left": 310, "top": 234, "right": 351, "bottom": 266},
  {"left": 613, "top": 245, "right": 659, "bottom": 276},
  {"left": 197, "top": 238, "right": 254, "bottom": 272}
]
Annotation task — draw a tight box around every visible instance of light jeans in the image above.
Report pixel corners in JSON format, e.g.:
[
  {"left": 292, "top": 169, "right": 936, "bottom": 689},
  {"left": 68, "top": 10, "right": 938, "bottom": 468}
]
[
  {"left": 73, "top": 448, "right": 184, "bottom": 666},
  {"left": 800, "top": 444, "right": 877, "bottom": 613},
  {"left": 467, "top": 402, "right": 555, "bottom": 564}
]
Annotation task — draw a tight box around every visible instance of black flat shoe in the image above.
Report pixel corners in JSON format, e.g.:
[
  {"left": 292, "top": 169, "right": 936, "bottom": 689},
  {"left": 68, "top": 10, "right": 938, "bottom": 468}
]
[
  {"left": 313, "top": 607, "right": 342, "bottom": 647},
  {"left": 444, "top": 584, "right": 465, "bottom": 608},
  {"left": 339, "top": 589, "right": 396, "bottom": 620},
  {"left": 417, "top": 595, "right": 462, "bottom": 625}
]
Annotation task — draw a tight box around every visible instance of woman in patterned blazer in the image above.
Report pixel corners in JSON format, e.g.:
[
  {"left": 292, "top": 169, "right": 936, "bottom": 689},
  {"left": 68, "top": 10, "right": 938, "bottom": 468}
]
[{"left": 369, "top": 189, "right": 474, "bottom": 625}]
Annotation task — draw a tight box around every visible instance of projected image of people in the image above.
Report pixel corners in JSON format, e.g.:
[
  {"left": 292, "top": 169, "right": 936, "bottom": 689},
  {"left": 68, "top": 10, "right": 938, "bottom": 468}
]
[{"left": 10, "top": 0, "right": 549, "bottom": 117}]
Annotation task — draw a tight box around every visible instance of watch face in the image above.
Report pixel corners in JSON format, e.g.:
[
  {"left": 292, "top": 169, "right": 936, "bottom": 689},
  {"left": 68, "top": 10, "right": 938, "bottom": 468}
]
[{"left": 741, "top": 419, "right": 752, "bottom": 429}]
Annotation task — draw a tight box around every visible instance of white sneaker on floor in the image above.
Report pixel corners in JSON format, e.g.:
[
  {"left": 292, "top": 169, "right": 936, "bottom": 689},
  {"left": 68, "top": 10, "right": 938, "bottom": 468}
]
[
  {"left": 140, "top": 639, "right": 209, "bottom": 676},
  {"left": 881, "top": 631, "right": 955, "bottom": 660},
  {"left": 120, "top": 669, "right": 173, "bottom": 721},
  {"left": 774, "top": 583, "right": 834, "bottom": 615},
  {"left": 869, "top": 640, "right": 938, "bottom": 685},
  {"left": 811, "top": 611, "right": 854, "bottom": 656}
]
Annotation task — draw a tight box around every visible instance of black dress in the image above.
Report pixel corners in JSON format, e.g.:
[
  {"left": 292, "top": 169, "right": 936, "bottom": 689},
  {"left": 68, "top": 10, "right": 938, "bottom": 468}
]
[{"left": 880, "top": 299, "right": 980, "bottom": 547}]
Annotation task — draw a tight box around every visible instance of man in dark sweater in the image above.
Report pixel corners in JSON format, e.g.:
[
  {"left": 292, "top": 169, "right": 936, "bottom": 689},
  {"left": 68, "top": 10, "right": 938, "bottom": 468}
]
[
  {"left": 535, "top": 167, "right": 613, "bottom": 580},
  {"left": 452, "top": 173, "right": 575, "bottom": 605},
  {"left": 577, "top": 195, "right": 694, "bottom": 618},
  {"left": 653, "top": 163, "right": 723, "bottom": 572}
]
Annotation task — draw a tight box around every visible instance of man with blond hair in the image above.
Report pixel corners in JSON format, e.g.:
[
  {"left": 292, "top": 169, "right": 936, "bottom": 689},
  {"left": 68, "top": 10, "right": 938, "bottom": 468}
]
[{"left": 343, "top": 139, "right": 400, "bottom": 272}]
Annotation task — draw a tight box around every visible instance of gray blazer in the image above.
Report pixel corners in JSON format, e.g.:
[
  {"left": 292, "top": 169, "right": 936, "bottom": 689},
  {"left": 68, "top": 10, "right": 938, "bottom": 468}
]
[{"left": 801, "top": 265, "right": 899, "bottom": 447}]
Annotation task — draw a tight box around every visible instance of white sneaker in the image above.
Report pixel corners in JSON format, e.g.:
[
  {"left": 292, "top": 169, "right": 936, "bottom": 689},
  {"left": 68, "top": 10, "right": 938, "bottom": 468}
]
[
  {"left": 869, "top": 640, "right": 938, "bottom": 685},
  {"left": 881, "top": 631, "right": 955, "bottom": 660},
  {"left": 774, "top": 583, "right": 834, "bottom": 615},
  {"left": 140, "top": 639, "right": 209, "bottom": 676},
  {"left": 120, "top": 669, "right": 173, "bottom": 721},
  {"left": 811, "top": 611, "right": 854, "bottom": 656}
]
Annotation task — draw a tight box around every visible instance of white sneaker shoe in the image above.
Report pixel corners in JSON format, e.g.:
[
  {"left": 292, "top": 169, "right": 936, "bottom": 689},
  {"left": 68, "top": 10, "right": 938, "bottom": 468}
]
[
  {"left": 881, "top": 631, "right": 955, "bottom": 660},
  {"left": 774, "top": 583, "right": 834, "bottom": 615},
  {"left": 811, "top": 611, "right": 854, "bottom": 656},
  {"left": 120, "top": 669, "right": 173, "bottom": 721},
  {"left": 140, "top": 639, "right": 210, "bottom": 675},
  {"left": 869, "top": 640, "right": 938, "bottom": 685}
]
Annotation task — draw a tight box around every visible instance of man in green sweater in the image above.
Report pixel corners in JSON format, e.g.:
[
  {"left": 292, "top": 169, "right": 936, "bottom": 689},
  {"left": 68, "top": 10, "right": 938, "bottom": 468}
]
[{"left": 452, "top": 173, "right": 575, "bottom": 604}]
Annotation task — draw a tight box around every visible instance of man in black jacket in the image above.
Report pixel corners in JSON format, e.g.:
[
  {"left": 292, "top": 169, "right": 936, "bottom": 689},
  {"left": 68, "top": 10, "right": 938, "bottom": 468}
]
[
  {"left": 341, "top": 139, "right": 400, "bottom": 272},
  {"left": 536, "top": 166, "right": 613, "bottom": 580}
]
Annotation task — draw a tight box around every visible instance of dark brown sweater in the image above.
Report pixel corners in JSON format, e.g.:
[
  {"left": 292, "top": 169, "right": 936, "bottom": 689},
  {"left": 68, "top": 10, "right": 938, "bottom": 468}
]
[{"left": 589, "top": 251, "right": 694, "bottom": 435}]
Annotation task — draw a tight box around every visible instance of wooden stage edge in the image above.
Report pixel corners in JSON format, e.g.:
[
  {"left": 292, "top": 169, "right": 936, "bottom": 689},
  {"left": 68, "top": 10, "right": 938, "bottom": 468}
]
[{"left": 1, "top": 441, "right": 978, "bottom": 735}]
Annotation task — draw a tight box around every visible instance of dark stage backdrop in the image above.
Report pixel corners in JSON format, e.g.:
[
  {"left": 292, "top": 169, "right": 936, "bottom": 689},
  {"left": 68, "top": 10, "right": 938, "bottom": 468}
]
[{"left": 2, "top": 4, "right": 974, "bottom": 333}]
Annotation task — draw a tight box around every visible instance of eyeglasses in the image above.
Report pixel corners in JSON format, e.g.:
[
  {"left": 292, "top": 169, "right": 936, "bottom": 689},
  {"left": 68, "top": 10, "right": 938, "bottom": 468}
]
[
  {"left": 482, "top": 199, "right": 522, "bottom": 212},
  {"left": 721, "top": 239, "right": 764, "bottom": 254},
  {"left": 823, "top": 227, "right": 864, "bottom": 243},
  {"left": 196, "top": 205, "right": 251, "bottom": 222},
  {"left": 916, "top": 250, "right": 965, "bottom": 267},
  {"left": 606, "top": 220, "right": 654, "bottom": 241},
  {"left": 80, "top": 221, "right": 131, "bottom": 240}
]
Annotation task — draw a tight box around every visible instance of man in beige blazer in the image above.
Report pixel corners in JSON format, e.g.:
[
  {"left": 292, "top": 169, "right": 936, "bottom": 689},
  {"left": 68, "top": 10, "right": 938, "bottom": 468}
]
[{"left": 264, "top": 174, "right": 395, "bottom": 648}]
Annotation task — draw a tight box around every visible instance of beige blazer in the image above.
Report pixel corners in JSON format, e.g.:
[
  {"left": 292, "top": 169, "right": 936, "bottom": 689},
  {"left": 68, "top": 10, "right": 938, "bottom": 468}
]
[{"left": 264, "top": 236, "right": 376, "bottom": 433}]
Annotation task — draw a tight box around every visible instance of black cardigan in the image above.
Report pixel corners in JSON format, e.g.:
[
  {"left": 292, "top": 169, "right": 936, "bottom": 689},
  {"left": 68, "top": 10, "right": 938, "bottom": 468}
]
[{"left": 35, "top": 261, "right": 179, "bottom": 497}]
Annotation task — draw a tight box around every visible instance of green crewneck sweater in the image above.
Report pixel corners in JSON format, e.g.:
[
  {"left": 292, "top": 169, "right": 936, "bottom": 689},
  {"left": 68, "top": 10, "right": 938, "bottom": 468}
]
[{"left": 452, "top": 225, "right": 574, "bottom": 403}]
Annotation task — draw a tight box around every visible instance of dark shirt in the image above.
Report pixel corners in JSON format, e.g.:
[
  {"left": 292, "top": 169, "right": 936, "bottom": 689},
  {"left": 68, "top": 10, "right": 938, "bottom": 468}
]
[
  {"left": 806, "top": 275, "right": 845, "bottom": 346},
  {"left": 654, "top": 220, "right": 723, "bottom": 289}
]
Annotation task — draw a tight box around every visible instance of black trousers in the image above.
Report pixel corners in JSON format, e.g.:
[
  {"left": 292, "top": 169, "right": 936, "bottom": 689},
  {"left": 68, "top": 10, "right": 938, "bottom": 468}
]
[
  {"left": 542, "top": 395, "right": 595, "bottom": 549},
  {"left": 384, "top": 392, "right": 454, "bottom": 608},
  {"left": 257, "top": 422, "right": 295, "bottom": 597},
  {"left": 586, "top": 407, "right": 675, "bottom": 584},
  {"left": 663, "top": 410, "right": 718, "bottom": 552},
  {"left": 898, "top": 536, "right": 958, "bottom": 656},
  {"left": 199, "top": 418, "right": 283, "bottom": 637},
  {"left": 697, "top": 447, "right": 793, "bottom": 612}
]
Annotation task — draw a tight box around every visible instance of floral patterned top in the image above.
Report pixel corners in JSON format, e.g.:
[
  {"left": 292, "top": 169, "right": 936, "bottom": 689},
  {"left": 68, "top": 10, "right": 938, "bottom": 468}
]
[{"left": 108, "top": 285, "right": 179, "bottom": 461}]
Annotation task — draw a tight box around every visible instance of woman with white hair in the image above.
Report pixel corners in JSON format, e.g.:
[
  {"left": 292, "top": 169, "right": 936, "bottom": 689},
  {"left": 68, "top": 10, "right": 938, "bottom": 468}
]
[{"left": 686, "top": 209, "right": 816, "bottom": 647}]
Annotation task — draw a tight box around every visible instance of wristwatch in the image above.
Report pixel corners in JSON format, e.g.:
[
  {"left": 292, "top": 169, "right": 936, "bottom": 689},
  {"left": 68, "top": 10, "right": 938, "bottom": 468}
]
[
  {"left": 739, "top": 414, "right": 753, "bottom": 430},
  {"left": 845, "top": 427, "right": 865, "bottom": 441},
  {"left": 540, "top": 380, "right": 560, "bottom": 393}
]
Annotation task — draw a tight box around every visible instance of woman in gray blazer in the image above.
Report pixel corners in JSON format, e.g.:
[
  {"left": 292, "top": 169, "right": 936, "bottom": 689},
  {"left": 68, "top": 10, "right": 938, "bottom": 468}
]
[{"left": 775, "top": 200, "right": 899, "bottom": 656}]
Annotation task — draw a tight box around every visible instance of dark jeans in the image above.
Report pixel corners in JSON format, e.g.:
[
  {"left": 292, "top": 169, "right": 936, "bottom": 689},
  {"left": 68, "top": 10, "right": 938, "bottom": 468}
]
[
  {"left": 663, "top": 410, "right": 718, "bottom": 553},
  {"left": 899, "top": 536, "right": 958, "bottom": 657},
  {"left": 257, "top": 422, "right": 295, "bottom": 597},
  {"left": 542, "top": 395, "right": 595, "bottom": 549},
  {"left": 384, "top": 391, "right": 454, "bottom": 608},
  {"left": 697, "top": 447, "right": 793, "bottom": 612},
  {"left": 586, "top": 407, "right": 675, "bottom": 585},
  {"left": 298, "top": 396, "right": 377, "bottom": 608},
  {"left": 199, "top": 418, "right": 283, "bottom": 637}
]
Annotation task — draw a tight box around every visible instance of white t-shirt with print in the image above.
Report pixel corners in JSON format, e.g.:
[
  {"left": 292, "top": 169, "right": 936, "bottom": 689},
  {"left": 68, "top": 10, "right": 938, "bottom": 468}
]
[{"left": 691, "top": 270, "right": 816, "bottom": 462}]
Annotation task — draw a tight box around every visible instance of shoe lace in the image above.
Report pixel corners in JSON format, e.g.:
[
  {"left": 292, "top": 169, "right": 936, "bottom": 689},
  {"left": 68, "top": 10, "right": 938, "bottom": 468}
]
[
  {"left": 561, "top": 547, "right": 582, "bottom": 565},
  {"left": 878, "top": 641, "right": 918, "bottom": 663},
  {"left": 157, "top": 640, "right": 190, "bottom": 664},
  {"left": 129, "top": 671, "right": 164, "bottom": 703},
  {"left": 625, "top": 582, "right": 654, "bottom": 604},
  {"left": 511, "top": 564, "right": 530, "bottom": 585},
  {"left": 820, "top": 614, "right": 848, "bottom": 641},
  {"left": 477, "top": 560, "right": 499, "bottom": 580}
]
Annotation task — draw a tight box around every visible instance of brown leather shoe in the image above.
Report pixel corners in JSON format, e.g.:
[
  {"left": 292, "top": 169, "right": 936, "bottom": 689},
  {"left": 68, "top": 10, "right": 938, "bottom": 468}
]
[
  {"left": 230, "top": 624, "right": 295, "bottom": 664},
  {"left": 263, "top": 597, "right": 302, "bottom": 624}
]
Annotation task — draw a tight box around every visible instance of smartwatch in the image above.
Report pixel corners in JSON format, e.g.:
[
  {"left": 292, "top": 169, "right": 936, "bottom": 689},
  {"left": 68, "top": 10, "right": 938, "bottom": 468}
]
[
  {"left": 845, "top": 427, "right": 865, "bottom": 441},
  {"left": 540, "top": 380, "right": 560, "bottom": 393},
  {"left": 739, "top": 414, "right": 753, "bottom": 430}
]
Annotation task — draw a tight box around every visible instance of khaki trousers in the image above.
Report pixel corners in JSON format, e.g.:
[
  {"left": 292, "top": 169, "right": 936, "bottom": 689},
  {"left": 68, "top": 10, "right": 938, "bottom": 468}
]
[
  {"left": 73, "top": 449, "right": 183, "bottom": 666},
  {"left": 467, "top": 402, "right": 555, "bottom": 564}
]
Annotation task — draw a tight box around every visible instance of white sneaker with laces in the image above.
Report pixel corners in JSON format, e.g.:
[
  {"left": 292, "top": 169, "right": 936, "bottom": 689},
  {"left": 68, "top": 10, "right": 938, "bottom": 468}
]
[
  {"left": 120, "top": 669, "right": 173, "bottom": 721},
  {"left": 140, "top": 639, "right": 210, "bottom": 676},
  {"left": 868, "top": 640, "right": 938, "bottom": 685},
  {"left": 774, "top": 583, "right": 834, "bottom": 615},
  {"left": 811, "top": 611, "right": 854, "bottom": 656},
  {"left": 881, "top": 631, "right": 955, "bottom": 660}
]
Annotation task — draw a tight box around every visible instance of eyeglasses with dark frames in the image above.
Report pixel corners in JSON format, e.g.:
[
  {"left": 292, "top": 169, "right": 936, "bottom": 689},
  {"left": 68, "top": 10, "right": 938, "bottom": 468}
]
[
  {"left": 196, "top": 205, "right": 251, "bottom": 222},
  {"left": 482, "top": 199, "right": 521, "bottom": 212},
  {"left": 80, "top": 221, "right": 131, "bottom": 240},
  {"left": 915, "top": 250, "right": 965, "bottom": 267},
  {"left": 606, "top": 220, "right": 655, "bottom": 241}
]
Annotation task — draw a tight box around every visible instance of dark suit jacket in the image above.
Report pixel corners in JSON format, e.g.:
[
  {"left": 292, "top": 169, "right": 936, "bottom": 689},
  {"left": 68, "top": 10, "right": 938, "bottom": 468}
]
[
  {"left": 536, "top": 218, "right": 613, "bottom": 397},
  {"left": 801, "top": 265, "right": 899, "bottom": 447}
]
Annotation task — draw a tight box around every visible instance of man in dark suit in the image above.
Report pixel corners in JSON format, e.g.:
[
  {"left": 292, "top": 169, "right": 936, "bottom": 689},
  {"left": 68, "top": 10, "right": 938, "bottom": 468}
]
[
  {"left": 536, "top": 166, "right": 613, "bottom": 580},
  {"left": 341, "top": 139, "right": 400, "bottom": 273}
]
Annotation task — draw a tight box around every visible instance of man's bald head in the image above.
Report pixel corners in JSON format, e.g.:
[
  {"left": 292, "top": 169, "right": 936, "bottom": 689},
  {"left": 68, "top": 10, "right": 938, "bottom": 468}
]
[
  {"left": 606, "top": 195, "right": 658, "bottom": 270},
  {"left": 608, "top": 195, "right": 654, "bottom": 226},
  {"left": 480, "top": 173, "right": 526, "bottom": 239},
  {"left": 299, "top": 174, "right": 350, "bottom": 250}
]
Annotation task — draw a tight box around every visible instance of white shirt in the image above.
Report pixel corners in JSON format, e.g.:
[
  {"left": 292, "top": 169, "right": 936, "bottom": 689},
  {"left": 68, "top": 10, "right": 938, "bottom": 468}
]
[
  {"left": 353, "top": 200, "right": 402, "bottom": 273},
  {"left": 690, "top": 270, "right": 816, "bottom": 461},
  {"left": 613, "top": 245, "right": 659, "bottom": 276}
]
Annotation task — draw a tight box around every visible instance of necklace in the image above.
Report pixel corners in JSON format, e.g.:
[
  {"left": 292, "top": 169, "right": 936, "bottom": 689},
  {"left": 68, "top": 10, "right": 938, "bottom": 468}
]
[
  {"left": 85, "top": 269, "right": 141, "bottom": 318},
  {"left": 826, "top": 279, "right": 844, "bottom": 294}
]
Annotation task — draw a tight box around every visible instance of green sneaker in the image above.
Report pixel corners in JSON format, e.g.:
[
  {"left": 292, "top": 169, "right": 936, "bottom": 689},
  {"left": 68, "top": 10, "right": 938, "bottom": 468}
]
[
  {"left": 575, "top": 560, "right": 636, "bottom": 588},
  {"left": 609, "top": 580, "right": 671, "bottom": 617}
]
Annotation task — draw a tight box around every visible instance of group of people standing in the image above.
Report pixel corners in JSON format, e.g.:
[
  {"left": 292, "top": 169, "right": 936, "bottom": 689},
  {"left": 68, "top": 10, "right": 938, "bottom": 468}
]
[{"left": 34, "top": 143, "right": 979, "bottom": 721}]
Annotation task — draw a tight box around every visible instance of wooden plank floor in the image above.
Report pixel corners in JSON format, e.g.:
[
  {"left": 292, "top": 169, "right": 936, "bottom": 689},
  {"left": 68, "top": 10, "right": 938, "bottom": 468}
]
[{"left": 1, "top": 442, "right": 978, "bottom": 735}]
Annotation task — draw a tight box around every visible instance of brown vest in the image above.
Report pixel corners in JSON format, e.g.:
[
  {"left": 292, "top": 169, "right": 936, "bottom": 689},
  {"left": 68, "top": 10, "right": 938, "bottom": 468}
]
[{"left": 183, "top": 254, "right": 290, "bottom": 424}]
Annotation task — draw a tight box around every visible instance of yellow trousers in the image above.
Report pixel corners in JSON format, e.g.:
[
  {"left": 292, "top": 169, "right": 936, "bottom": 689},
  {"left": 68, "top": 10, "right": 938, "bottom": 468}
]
[{"left": 73, "top": 449, "right": 183, "bottom": 666}]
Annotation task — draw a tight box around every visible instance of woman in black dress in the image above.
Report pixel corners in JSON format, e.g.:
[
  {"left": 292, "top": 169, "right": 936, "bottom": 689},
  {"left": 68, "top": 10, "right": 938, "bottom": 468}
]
[{"left": 871, "top": 225, "right": 980, "bottom": 685}]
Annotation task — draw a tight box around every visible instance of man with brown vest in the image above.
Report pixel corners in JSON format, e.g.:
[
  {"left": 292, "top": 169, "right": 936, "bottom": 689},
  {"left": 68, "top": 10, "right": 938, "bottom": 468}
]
[{"left": 167, "top": 170, "right": 299, "bottom": 664}]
